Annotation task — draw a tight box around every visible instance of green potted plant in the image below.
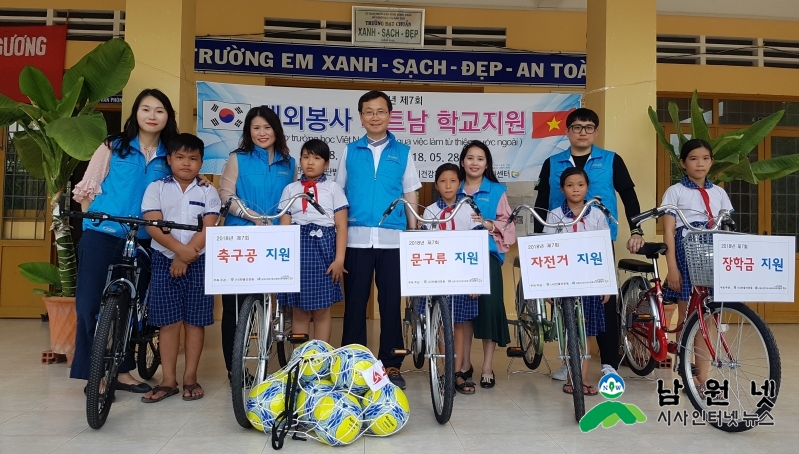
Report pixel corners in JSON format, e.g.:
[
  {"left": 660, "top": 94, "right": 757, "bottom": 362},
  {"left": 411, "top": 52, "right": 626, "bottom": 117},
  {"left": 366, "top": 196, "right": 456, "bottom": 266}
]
[
  {"left": 0, "top": 38, "right": 135, "bottom": 363},
  {"left": 648, "top": 90, "right": 799, "bottom": 184}
]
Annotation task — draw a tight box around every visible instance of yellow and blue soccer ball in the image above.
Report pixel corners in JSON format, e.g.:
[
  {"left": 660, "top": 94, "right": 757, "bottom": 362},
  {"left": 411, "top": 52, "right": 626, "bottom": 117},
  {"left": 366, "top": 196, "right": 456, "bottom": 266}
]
[
  {"left": 312, "top": 391, "right": 363, "bottom": 446},
  {"left": 246, "top": 374, "right": 288, "bottom": 432},
  {"left": 290, "top": 339, "right": 334, "bottom": 385},
  {"left": 294, "top": 379, "right": 334, "bottom": 428},
  {"left": 363, "top": 384, "right": 410, "bottom": 436},
  {"left": 329, "top": 345, "right": 376, "bottom": 395}
]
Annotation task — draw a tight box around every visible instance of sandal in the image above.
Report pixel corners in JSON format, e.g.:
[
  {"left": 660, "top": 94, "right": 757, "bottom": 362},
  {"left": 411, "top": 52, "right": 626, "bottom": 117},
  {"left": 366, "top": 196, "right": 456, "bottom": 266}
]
[
  {"left": 455, "top": 372, "right": 475, "bottom": 395},
  {"left": 183, "top": 383, "right": 204, "bottom": 401},
  {"left": 563, "top": 383, "right": 575, "bottom": 394},
  {"left": 480, "top": 374, "right": 495, "bottom": 389},
  {"left": 141, "top": 385, "right": 179, "bottom": 403},
  {"left": 462, "top": 365, "right": 474, "bottom": 381},
  {"left": 583, "top": 384, "right": 599, "bottom": 396}
]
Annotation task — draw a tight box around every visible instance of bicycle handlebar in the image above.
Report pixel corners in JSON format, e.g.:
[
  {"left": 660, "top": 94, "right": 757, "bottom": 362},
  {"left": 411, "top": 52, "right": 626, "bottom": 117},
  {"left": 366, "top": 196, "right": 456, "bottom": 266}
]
[
  {"left": 632, "top": 204, "right": 733, "bottom": 232},
  {"left": 506, "top": 197, "right": 616, "bottom": 232},
  {"left": 379, "top": 196, "right": 482, "bottom": 228},
  {"left": 63, "top": 210, "right": 204, "bottom": 232},
  {"left": 226, "top": 192, "right": 327, "bottom": 225}
]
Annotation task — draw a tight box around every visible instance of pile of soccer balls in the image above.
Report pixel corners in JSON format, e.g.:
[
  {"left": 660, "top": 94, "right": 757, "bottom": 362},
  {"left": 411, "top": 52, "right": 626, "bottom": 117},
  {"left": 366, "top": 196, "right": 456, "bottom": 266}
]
[{"left": 245, "top": 340, "right": 410, "bottom": 445}]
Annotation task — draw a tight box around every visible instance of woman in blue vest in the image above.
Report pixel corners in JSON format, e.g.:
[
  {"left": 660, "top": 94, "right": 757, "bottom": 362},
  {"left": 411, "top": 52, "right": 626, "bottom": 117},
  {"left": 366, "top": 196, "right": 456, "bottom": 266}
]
[
  {"left": 218, "top": 106, "right": 296, "bottom": 377},
  {"left": 70, "top": 89, "right": 178, "bottom": 393},
  {"left": 458, "top": 140, "right": 516, "bottom": 389}
]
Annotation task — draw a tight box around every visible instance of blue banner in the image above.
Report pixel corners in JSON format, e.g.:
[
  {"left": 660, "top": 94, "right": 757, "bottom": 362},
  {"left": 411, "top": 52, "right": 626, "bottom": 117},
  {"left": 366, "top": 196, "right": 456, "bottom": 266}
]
[{"left": 195, "top": 38, "right": 586, "bottom": 86}]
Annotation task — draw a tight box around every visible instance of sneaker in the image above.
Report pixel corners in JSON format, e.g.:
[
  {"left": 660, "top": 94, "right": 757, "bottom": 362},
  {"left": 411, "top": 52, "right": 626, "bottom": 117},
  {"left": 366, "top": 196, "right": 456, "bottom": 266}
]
[
  {"left": 551, "top": 363, "right": 568, "bottom": 381},
  {"left": 386, "top": 367, "right": 406, "bottom": 390},
  {"left": 601, "top": 364, "right": 618, "bottom": 376}
]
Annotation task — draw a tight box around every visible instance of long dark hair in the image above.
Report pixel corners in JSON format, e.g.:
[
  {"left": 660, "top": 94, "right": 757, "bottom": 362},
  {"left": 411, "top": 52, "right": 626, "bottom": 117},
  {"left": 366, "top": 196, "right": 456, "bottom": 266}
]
[
  {"left": 458, "top": 140, "right": 499, "bottom": 183},
  {"left": 105, "top": 88, "right": 178, "bottom": 158},
  {"left": 237, "top": 106, "right": 290, "bottom": 164}
]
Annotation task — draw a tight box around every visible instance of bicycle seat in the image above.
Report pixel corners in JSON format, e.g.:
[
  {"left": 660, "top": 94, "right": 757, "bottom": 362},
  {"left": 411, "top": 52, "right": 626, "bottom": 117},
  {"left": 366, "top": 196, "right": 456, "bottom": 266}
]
[
  {"left": 636, "top": 242, "right": 668, "bottom": 259},
  {"left": 618, "top": 259, "right": 655, "bottom": 274}
]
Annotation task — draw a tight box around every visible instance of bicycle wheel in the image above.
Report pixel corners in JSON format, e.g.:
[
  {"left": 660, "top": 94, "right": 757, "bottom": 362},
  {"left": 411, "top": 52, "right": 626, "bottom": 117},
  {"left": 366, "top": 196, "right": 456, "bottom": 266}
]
[
  {"left": 86, "top": 293, "right": 127, "bottom": 429},
  {"left": 560, "top": 297, "right": 585, "bottom": 422},
  {"left": 136, "top": 326, "right": 160, "bottom": 380},
  {"left": 231, "top": 295, "right": 271, "bottom": 429},
  {"left": 428, "top": 296, "right": 454, "bottom": 424},
  {"left": 678, "top": 302, "right": 781, "bottom": 432},
  {"left": 515, "top": 282, "right": 543, "bottom": 370},
  {"left": 413, "top": 297, "right": 427, "bottom": 369},
  {"left": 619, "top": 276, "right": 658, "bottom": 376},
  {"left": 276, "top": 304, "right": 294, "bottom": 367}
]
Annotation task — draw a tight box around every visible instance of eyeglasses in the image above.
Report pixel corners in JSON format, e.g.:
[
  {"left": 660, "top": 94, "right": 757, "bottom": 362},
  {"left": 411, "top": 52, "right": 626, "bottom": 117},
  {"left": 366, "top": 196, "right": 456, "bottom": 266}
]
[
  {"left": 568, "top": 124, "right": 597, "bottom": 134},
  {"left": 360, "top": 110, "right": 389, "bottom": 118}
]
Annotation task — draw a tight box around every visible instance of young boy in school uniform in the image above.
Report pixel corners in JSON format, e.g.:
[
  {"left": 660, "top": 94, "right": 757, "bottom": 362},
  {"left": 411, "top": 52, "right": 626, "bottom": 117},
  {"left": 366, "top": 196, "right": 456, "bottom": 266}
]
[{"left": 140, "top": 133, "right": 221, "bottom": 403}]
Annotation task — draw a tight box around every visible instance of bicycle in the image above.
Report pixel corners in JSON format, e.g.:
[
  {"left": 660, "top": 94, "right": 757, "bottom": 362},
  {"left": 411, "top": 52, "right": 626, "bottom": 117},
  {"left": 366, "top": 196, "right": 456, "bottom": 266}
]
[
  {"left": 505, "top": 197, "right": 615, "bottom": 423},
  {"left": 622, "top": 205, "right": 781, "bottom": 432},
  {"left": 381, "top": 195, "right": 481, "bottom": 424},
  {"left": 222, "top": 193, "right": 326, "bottom": 429},
  {"left": 64, "top": 210, "right": 203, "bottom": 429}
]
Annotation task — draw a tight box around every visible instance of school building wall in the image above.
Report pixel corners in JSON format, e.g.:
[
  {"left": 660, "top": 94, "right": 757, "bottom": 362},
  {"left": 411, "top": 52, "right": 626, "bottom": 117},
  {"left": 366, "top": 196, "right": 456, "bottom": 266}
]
[{"left": 2, "top": 0, "right": 798, "bottom": 320}]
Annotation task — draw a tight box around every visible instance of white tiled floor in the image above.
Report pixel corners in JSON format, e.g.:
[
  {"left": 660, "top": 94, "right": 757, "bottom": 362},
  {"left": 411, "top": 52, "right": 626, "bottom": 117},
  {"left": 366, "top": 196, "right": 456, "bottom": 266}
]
[{"left": 1, "top": 318, "right": 798, "bottom": 454}]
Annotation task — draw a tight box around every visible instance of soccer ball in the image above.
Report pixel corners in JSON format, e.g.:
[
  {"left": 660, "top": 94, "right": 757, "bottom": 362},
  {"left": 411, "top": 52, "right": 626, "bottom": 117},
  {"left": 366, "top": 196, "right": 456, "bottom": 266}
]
[
  {"left": 295, "top": 379, "right": 335, "bottom": 428},
  {"left": 312, "top": 391, "right": 363, "bottom": 446},
  {"left": 330, "top": 345, "right": 376, "bottom": 395},
  {"left": 290, "top": 339, "right": 334, "bottom": 385},
  {"left": 363, "top": 384, "right": 410, "bottom": 436},
  {"left": 246, "top": 374, "right": 288, "bottom": 432}
]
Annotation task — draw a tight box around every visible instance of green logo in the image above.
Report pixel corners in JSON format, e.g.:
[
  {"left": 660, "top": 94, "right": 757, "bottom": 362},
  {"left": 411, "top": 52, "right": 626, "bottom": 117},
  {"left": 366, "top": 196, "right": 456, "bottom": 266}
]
[{"left": 579, "top": 373, "right": 646, "bottom": 432}]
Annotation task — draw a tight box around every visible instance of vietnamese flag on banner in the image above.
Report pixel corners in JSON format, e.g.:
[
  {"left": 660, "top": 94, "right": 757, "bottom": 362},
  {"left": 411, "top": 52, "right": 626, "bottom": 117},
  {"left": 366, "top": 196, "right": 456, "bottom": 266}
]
[{"left": 532, "top": 108, "right": 575, "bottom": 139}]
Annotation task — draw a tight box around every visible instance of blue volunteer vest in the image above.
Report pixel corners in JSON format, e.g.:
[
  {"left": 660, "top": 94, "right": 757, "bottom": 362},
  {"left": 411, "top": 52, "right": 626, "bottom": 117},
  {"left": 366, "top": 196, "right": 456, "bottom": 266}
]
[
  {"left": 459, "top": 177, "right": 507, "bottom": 264},
  {"left": 344, "top": 132, "right": 410, "bottom": 231},
  {"left": 84, "top": 137, "right": 170, "bottom": 238},
  {"left": 548, "top": 145, "right": 619, "bottom": 240},
  {"left": 225, "top": 146, "right": 296, "bottom": 226}
]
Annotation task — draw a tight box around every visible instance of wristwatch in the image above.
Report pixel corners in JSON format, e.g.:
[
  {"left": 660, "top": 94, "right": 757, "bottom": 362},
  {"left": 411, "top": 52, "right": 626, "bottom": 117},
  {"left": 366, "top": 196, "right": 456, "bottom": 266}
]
[{"left": 630, "top": 227, "right": 644, "bottom": 236}]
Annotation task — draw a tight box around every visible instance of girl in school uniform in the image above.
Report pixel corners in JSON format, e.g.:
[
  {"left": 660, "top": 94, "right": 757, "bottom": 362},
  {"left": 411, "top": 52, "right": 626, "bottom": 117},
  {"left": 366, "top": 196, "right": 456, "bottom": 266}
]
[
  {"left": 458, "top": 140, "right": 516, "bottom": 389},
  {"left": 423, "top": 163, "right": 480, "bottom": 394},
  {"left": 543, "top": 167, "right": 612, "bottom": 396},
  {"left": 662, "top": 138, "right": 733, "bottom": 389},
  {"left": 219, "top": 106, "right": 297, "bottom": 375},
  {"left": 275, "top": 139, "right": 348, "bottom": 343}
]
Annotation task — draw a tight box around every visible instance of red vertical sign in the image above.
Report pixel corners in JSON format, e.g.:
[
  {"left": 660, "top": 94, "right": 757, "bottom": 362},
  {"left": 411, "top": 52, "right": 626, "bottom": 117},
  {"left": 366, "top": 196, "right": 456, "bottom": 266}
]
[{"left": 0, "top": 25, "right": 68, "bottom": 102}]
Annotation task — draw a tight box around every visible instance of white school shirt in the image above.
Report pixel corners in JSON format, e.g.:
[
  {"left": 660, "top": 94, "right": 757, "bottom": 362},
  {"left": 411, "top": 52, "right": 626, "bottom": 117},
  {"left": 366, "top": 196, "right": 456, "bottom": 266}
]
[
  {"left": 141, "top": 176, "right": 221, "bottom": 259},
  {"left": 335, "top": 137, "right": 422, "bottom": 248},
  {"left": 661, "top": 181, "right": 733, "bottom": 234},
  {"left": 278, "top": 178, "right": 349, "bottom": 227},
  {"left": 543, "top": 205, "right": 609, "bottom": 233},
  {"left": 422, "top": 199, "right": 480, "bottom": 231}
]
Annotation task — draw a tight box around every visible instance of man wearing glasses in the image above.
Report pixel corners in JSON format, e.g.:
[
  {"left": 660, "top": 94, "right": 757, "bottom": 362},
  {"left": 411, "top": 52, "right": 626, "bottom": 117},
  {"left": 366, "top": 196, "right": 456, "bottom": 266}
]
[
  {"left": 533, "top": 107, "right": 644, "bottom": 381},
  {"left": 335, "top": 90, "right": 421, "bottom": 389}
]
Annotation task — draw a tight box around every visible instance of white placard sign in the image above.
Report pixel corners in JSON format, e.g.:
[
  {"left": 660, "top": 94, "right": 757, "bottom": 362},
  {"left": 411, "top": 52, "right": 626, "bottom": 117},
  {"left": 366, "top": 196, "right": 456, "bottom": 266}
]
[
  {"left": 205, "top": 225, "right": 301, "bottom": 294},
  {"left": 517, "top": 230, "right": 618, "bottom": 299},
  {"left": 398, "top": 230, "right": 490, "bottom": 297},
  {"left": 713, "top": 235, "right": 795, "bottom": 302},
  {"left": 352, "top": 7, "right": 425, "bottom": 46}
]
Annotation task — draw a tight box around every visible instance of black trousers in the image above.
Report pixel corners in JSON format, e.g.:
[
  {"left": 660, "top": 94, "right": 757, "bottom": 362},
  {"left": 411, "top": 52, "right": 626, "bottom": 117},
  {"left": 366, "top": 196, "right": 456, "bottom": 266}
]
[
  {"left": 597, "top": 294, "right": 621, "bottom": 367},
  {"left": 342, "top": 247, "right": 403, "bottom": 368}
]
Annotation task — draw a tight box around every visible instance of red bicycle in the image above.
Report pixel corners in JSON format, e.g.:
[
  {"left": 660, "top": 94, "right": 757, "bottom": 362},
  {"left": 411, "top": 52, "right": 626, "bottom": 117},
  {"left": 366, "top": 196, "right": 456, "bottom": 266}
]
[{"left": 619, "top": 205, "right": 781, "bottom": 432}]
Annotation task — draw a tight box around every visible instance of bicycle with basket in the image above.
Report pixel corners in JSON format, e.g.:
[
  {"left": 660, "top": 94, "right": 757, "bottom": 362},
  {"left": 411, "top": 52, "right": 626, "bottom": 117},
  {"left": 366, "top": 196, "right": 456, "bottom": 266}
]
[
  {"left": 505, "top": 196, "right": 617, "bottom": 423},
  {"left": 64, "top": 209, "right": 203, "bottom": 429},
  {"left": 618, "top": 205, "right": 781, "bottom": 432}
]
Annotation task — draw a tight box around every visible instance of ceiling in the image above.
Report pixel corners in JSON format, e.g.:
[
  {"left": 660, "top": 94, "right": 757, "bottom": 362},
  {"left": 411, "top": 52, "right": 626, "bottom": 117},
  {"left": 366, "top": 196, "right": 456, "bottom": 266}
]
[{"left": 326, "top": 0, "right": 799, "bottom": 21}]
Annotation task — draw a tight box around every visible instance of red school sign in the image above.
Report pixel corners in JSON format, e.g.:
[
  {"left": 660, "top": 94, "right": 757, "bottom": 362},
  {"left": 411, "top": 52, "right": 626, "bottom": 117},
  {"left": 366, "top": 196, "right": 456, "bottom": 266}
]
[{"left": 0, "top": 25, "right": 67, "bottom": 103}]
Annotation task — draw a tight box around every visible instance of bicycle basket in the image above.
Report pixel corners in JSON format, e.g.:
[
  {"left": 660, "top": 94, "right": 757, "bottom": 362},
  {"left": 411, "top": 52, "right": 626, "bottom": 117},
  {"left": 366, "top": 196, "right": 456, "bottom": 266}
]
[{"left": 682, "top": 231, "right": 715, "bottom": 287}]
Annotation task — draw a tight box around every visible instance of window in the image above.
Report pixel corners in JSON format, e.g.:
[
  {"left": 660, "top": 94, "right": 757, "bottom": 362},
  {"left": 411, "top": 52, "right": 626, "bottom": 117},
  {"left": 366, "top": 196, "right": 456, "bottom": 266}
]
[{"left": 2, "top": 128, "right": 46, "bottom": 240}]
